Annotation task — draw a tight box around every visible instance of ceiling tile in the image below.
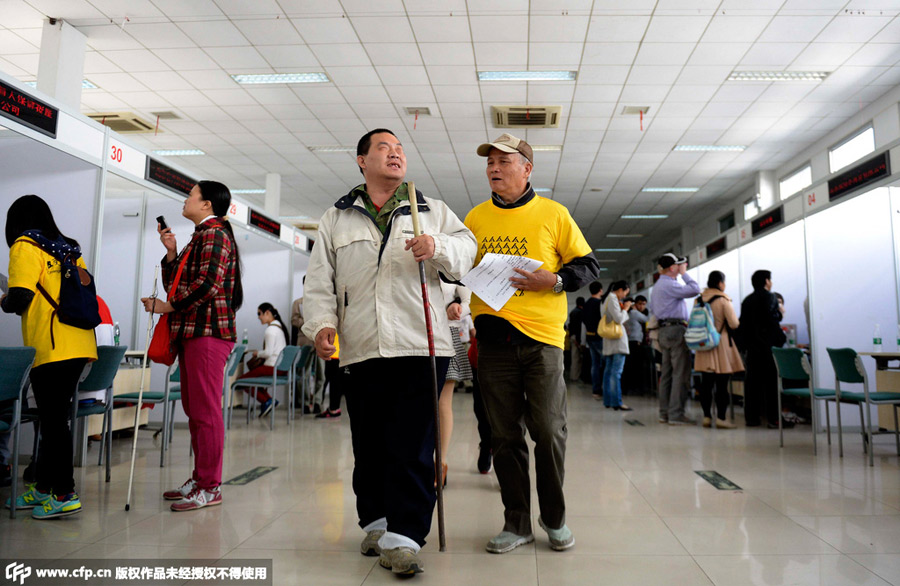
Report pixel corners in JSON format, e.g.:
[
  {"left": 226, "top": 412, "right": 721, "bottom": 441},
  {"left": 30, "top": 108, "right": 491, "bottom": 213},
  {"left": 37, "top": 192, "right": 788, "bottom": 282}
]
[
  {"left": 374, "top": 65, "right": 430, "bottom": 86},
  {"left": 368, "top": 43, "right": 423, "bottom": 66},
  {"left": 148, "top": 0, "right": 224, "bottom": 17},
  {"left": 177, "top": 21, "right": 250, "bottom": 47},
  {"left": 425, "top": 65, "right": 477, "bottom": 86},
  {"left": 578, "top": 65, "right": 630, "bottom": 85},
  {"left": 199, "top": 89, "right": 258, "bottom": 106},
  {"left": 27, "top": 0, "right": 105, "bottom": 19},
  {"left": 256, "top": 45, "right": 319, "bottom": 68},
  {"left": 643, "top": 16, "right": 712, "bottom": 43},
  {"left": 618, "top": 84, "right": 668, "bottom": 102},
  {"left": 101, "top": 50, "right": 169, "bottom": 72},
  {"left": 386, "top": 85, "right": 436, "bottom": 103},
  {"left": 154, "top": 48, "right": 220, "bottom": 70},
  {"left": 233, "top": 19, "right": 306, "bottom": 46},
  {"left": 575, "top": 85, "right": 624, "bottom": 102},
  {"left": 419, "top": 43, "right": 474, "bottom": 66},
  {"left": 0, "top": 1, "right": 44, "bottom": 27},
  {"left": 666, "top": 84, "right": 718, "bottom": 102},
  {"left": 0, "top": 31, "right": 36, "bottom": 54},
  {"left": 244, "top": 88, "right": 301, "bottom": 105},
  {"left": 139, "top": 71, "right": 195, "bottom": 91},
  {"left": 758, "top": 16, "right": 832, "bottom": 43},
  {"left": 816, "top": 15, "right": 894, "bottom": 43},
  {"left": 710, "top": 83, "right": 769, "bottom": 102},
  {"left": 433, "top": 85, "right": 481, "bottom": 103},
  {"left": 701, "top": 16, "right": 773, "bottom": 43},
  {"left": 582, "top": 43, "right": 640, "bottom": 65},
  {"left": 209, "top": 0, "right": 283, "bottom": 14},
  {"left": 182, "top": 69, "right": 240, "bottom": 90},
  {"left": 409, "top": 16, "right": 471, "bottom": 43},
  {"left": 627, "top": 66, "right": 681, "bottom": 85},
  {"left": 526, "top": 84, "right": 576, "bottom": 102},
  {"left": 586, "top": 15, "right": 650, "bottom": 42},
  {"left": 310, "top": 43, "right": 371, "bottom": 67},
  {"left": 843, "top": 43, "right": 900, "bottom": 67},
  {"left": 634, "top": 43, "right": 695, "bottom": 66},
  {"left": 351, "top": 16, "right": 416, "bottom": 43},
  {"left": 479, "top": 83, "right": 526, "bottom": 103},
  {"left": 121, "top": 23, "right": 195, "bottom": 49},
  {"left": 739, "top": 42, "right": 806, "bottom": 67},
  {"left": 469, "top": 15, "right": 528, "bottom": 43},
  {"left": 530, "top": 16, "right": 590, "bottom": 42},
  {"left": 688, "top": 42, "right": 751, "bottom": 66},
  {"left": 529, "top": 43, "right": 583, "bottom": 66},
  {"left": 79, "top": 25, "right": 145, "bottom": 51},
  {"left": 341, "top": 85, "right": 392, "bottom": 104},
  {"left": 340, "top": 0, "right": 406, "bottom": 14},
  {"left": 474, "top": 43, "right": 528, "bottom": 67},
  {"left": 291, "top": 17, "right": 358, "bottom": 44},
  {"left": 326, "top": 65, "right": 382, "bottom": 86},
  {"left": 86, "top": 72, "right": 149, "bottom": 92},
  {"left": 676, "top": 65, "right": 732, "bottom": 85},
  {"left": 790, "top": 42, "right": 862, "bottom": 68},
  {"left": 206, "top": 46, "right": 270, "bottom": 69},
  {"left": 83, "top": 52, "right": 122, "bottom": 74}
]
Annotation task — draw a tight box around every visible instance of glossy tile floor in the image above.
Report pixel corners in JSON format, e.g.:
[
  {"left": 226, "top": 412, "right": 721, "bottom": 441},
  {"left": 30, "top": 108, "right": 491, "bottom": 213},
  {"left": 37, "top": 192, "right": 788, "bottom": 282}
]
[{"left": 3, "top": 381, "right": 900, "bottom": 585}]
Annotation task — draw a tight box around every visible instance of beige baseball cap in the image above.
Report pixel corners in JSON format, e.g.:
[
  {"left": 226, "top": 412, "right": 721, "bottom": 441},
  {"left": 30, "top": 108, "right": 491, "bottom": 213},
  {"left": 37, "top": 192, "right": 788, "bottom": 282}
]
[{"left": 476, "top": 133, "right": 534, "bottom": 163}]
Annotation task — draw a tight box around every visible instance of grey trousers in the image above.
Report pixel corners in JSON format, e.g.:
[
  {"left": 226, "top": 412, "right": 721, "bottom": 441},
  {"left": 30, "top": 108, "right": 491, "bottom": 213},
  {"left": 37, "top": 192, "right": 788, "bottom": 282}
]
[
  {"left": 477, "top": 340, "right": 567, "bottom": 536},
  {"left": 658, "top": 324, "right": 691, "bottom": 419}
]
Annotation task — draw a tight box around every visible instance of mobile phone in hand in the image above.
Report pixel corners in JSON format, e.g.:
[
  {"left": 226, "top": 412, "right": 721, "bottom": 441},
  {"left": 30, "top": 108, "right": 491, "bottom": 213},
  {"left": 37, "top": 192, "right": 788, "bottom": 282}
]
[{"left": 156, "top": 215, "right": 168, "bottom": 231}]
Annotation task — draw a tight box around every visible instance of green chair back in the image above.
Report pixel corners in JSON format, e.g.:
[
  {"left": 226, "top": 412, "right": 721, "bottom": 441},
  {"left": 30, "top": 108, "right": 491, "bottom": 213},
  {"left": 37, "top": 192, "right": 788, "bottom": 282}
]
[
  {"left": 78, "top": 345, "right": 128, "bottom": 392},
  {"left": 771, "top": 347, "right": 810, "bottom": 381},
  {"left": 826, "top": 347, "right": 866, "bottom": 384},
  {"left": 0, "top": 347, "right": 36, "bottom": 402},
  {"left": 296, "top": 345, "right": 313, "bottom": 372},
  {"left": 169, "top": 364, "right": 180, "bottom": 383},
  {"left": 276, "top": 345, "right": 303, "bottom": 372}
]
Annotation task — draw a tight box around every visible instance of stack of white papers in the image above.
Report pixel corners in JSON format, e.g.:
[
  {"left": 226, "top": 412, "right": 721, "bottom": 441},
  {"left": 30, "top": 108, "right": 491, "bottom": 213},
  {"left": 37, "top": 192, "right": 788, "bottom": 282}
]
[{"left": 461, "top": 253, "right": 543, "bottom": 311}]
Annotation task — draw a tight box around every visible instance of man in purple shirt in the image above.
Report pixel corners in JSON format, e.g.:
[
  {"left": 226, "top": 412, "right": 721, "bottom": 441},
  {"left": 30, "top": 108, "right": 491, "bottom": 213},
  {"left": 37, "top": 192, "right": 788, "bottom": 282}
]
[{"left": 649, "top": 253, "right": 700, "bottom": 425}]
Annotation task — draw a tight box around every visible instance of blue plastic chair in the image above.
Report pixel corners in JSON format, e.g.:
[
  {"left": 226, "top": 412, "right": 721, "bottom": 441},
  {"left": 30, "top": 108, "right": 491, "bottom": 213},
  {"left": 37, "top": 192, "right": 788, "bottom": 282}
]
[
  {"left": 72, "top": 345, "right": 129, "bottom": 482},
  {"left": 0, "top": 346, "right": 36, "bottom": 519},
  {"left": 231, "top": 345, "right": 303, "bottom": 429}
]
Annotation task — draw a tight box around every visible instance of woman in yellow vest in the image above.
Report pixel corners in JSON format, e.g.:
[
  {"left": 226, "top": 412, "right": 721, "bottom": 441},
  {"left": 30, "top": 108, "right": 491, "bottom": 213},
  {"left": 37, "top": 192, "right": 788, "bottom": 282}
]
[{"left": 2, "top": 195, "right": 97, "bottom": 519}]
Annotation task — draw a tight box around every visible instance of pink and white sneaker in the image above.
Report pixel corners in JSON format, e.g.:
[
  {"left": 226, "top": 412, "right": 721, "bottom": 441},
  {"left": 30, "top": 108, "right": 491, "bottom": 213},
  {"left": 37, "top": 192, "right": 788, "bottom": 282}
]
[
  {"left": 163, "top": 478, "right": 197, "bottom": 501},
  {"left": 170, "top": 487, "right": 222, "bottom": 512}
]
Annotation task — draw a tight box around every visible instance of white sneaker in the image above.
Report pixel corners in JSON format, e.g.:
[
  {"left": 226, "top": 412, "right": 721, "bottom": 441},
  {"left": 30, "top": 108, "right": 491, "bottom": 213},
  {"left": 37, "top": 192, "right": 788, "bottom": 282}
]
[{"left": 163, "top": 478, "right": 196, "bottom": 501}]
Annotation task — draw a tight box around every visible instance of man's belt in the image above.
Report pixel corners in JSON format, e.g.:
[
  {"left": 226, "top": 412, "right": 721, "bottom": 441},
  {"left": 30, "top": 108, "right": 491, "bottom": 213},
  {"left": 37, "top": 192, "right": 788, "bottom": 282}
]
[{"left": 659, "top": 319, "right": 687, "bottom": 327}]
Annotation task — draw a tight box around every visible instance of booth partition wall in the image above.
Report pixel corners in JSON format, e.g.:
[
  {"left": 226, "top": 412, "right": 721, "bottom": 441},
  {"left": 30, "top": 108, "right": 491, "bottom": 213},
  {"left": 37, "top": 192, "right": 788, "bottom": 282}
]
[{"left": 686, "top": 182, "right": 900, "bottom": 429}]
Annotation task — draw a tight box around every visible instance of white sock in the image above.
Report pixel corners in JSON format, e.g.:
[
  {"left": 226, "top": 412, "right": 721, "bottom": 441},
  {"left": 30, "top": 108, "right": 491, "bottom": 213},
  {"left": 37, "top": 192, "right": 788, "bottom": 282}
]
[
  {"left": 379, "top": 531, "right": 421, "bottom": 553},
  {"left": 362, "top": 517, "right": 387, "bottom": 533}
]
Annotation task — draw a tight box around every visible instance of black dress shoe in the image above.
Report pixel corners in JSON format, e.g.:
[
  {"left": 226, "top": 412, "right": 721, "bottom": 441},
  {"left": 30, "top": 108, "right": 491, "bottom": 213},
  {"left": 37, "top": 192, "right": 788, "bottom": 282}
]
[{"left": 618, "top": 405, "right": 633, "bottom": 412}]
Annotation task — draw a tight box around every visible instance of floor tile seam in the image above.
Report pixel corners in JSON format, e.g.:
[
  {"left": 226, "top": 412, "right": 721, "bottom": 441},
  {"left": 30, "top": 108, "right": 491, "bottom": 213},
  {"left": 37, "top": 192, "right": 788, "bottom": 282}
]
[
  {"left": 847, "top": 552, "right": 900, "bottom": 586},
  {"left": 781, "top": 514, "right": 852, "bottom": 555},
  {"left": 656, "top": 515, "right": 711, "bottom": 557}
]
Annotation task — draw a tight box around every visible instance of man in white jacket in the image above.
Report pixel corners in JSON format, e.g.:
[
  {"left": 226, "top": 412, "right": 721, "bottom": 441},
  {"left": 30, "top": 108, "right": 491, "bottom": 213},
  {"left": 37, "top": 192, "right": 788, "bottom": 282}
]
[{"left": 302, "top": 128, "right": 476, "bottom": 576}]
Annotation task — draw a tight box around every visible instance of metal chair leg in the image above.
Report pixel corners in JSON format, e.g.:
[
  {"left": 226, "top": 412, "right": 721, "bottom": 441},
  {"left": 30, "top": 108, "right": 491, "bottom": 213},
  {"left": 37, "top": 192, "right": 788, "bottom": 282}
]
[
  {"left": 811, "top": 393, "right": 817, "bottom": 456},
  {"left": 865, "top": 402, "right": 874, "bottom": 467},
  {"left": 159, "top": 400, "right": 167, "bottom": 468},
  {"left": 859, "top": 403, "right": 867, "bottom": 454},
  {"left": 836, "top": 400, "right": 844, "bottom": 457},
  {"left": 894, "top": 405, "right": 899, "bottom": 456},
  {"left": 825, "top": 400, "right": 831, "bottom": 446},
  {"left": 105, "top": 402, "right": 112, "bottom": 482}
]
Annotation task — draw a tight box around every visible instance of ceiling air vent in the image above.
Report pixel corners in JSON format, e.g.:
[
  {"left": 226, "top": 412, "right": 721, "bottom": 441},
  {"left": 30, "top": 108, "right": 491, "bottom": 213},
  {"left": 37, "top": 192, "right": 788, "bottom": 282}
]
[
  {"left": 87, "top": 112, "right": 159, "bottom": 134},
  {"left": 149, "top": 111, "right": 181, "bottom": 120},
  {"left": 621, "top": 106, "right": 649, "bottom": 115},
  {"left": 491, "top": 105, "right": 561, "bottom": 128}
]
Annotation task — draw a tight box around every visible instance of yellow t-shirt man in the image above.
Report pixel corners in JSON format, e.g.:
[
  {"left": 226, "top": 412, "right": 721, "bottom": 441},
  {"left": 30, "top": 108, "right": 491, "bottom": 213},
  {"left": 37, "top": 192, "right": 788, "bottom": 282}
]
[
  {"left": 8, "top": 236, "right": 98, "bottom": 367},
  {"left": 464, "top": 194, "right": 592, "bottom": 349}
]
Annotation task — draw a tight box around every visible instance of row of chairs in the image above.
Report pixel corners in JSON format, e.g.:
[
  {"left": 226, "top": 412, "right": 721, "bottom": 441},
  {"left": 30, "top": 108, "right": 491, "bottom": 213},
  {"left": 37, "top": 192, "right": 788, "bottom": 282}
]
[{"left": 772, "top": 346, "right": 900, "bottom": 466}]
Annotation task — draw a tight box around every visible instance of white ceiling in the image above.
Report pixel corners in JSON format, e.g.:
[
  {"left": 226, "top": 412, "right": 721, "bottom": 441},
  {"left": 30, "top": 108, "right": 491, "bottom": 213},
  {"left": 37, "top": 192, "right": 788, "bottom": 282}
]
[{"left": 2, "top": 0, "right": 900, "bottom": 270}]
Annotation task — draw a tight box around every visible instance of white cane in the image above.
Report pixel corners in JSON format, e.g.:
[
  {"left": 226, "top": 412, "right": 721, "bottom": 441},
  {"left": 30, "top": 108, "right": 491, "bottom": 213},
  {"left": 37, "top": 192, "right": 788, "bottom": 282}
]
[{"left": 125, "top": 265, "right": 158, "bottom": 511}]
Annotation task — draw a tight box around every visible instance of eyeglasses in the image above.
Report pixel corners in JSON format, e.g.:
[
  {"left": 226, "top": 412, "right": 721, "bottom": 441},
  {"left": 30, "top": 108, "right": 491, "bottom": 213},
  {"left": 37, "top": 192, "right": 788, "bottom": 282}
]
[{"left": 257, "top": 311, "right": 263, "bottom": 316}]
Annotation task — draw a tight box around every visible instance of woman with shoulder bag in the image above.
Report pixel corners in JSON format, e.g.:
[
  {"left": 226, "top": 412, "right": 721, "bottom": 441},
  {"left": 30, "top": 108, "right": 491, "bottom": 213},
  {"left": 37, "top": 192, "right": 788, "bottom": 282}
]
[
  {"left": 601, "top": 281, "right": 633, "bottom": 411},
  {"left": 141, "top": 180, "right": 242, "bottom": 511},
  {"left": 693, "top": 271, "right": 743, "bottom": 429},
  {"left": 2, "top": 195, "right": 98, "bottom": 519}
]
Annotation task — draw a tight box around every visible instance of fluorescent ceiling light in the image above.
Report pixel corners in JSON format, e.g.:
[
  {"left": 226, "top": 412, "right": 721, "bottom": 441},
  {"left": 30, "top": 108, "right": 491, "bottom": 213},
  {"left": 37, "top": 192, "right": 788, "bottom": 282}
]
[
  {"left": 307, "top": 146, "right": 355, "bottom": 152},
  {"left": 595, "top": 248, "right": 630, "bottom": 252},
  {"left": 533, "top": 188, "right": 552, "bottom": 193},
  {"left": 674, "top": 145, "right": 745, "bottom": 152},
  {"left": 597, "top": 268, "right": 609, "bottom": 271},
  {"left": 477, "top": 70, "right": 577, "bottom": 82},
  {"left": 532, "top": 145, "right": 562, "bottom": 152},
  {"left": 231, "top": 72, "right": 329, "bottom": 84},
  {"left": 728, "top": 70, "right": 829, "bottom": 82},
  {"left": 606, "top": 234, "right": 643, "bottom": 238},
  {"left": 152, "top": 149, "right": 205, "bottom": 156},
  {"left": 641, "top": 187, "right": 698, "bottom": 193},
  {"left": 231, "top": 189, "right": 265, "bottom": 194},
  {"left": 621, "top": 214, "right": 668, "bottom": 219},
  {"left": 23, "top": 79, "right": 98, "bottom": 89}
]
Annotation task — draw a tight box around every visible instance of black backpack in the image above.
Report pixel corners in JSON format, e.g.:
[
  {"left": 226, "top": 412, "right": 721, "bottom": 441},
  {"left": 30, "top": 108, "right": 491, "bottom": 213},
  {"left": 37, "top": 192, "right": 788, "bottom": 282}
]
[{"left": 22, "top": 239, "right": 102, "bottom": 332}]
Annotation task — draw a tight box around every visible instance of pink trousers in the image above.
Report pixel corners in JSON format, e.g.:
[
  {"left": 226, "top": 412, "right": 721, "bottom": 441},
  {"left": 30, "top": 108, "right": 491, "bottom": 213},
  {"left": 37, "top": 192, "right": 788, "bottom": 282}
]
[{"left": 178, "top": 336, "right": 233, "bottom": 489}]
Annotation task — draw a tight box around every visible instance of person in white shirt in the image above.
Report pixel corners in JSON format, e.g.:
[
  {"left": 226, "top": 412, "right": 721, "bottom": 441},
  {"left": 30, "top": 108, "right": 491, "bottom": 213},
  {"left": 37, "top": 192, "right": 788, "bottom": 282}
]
[{"left": 238, "top": 302, "right": 288, "bottom": 417}]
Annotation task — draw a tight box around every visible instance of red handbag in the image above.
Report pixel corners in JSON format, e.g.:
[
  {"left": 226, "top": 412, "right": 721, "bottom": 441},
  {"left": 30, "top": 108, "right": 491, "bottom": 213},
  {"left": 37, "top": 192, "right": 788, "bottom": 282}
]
[{"left": 147, "top": 251, "right": 190, "bottom": 365}]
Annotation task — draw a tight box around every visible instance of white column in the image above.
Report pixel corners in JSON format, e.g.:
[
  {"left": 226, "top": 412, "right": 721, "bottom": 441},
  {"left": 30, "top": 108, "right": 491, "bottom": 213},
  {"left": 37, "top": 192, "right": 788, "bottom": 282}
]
[
  {"left": 37, "top": 19, "right": 87, "bottom": 110},
  {"left": 265, "top": 173, "right": 281, "bottom": 217}
]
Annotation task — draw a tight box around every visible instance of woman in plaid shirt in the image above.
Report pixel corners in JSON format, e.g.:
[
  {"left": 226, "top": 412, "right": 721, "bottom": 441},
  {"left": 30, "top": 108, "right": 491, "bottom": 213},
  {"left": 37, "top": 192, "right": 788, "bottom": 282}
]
[{"left": 141, "top": 180, "right": 243, "bottom": 511}]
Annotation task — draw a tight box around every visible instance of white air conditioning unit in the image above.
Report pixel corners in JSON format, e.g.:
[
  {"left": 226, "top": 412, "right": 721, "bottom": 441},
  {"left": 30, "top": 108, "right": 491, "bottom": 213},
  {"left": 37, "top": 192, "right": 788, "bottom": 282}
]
[
  {"left": 87, "top": 112, "right": 160, "bottom": 134},
  {"left": 491, "top": 105, "right": 561, "bottom": 128}
]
